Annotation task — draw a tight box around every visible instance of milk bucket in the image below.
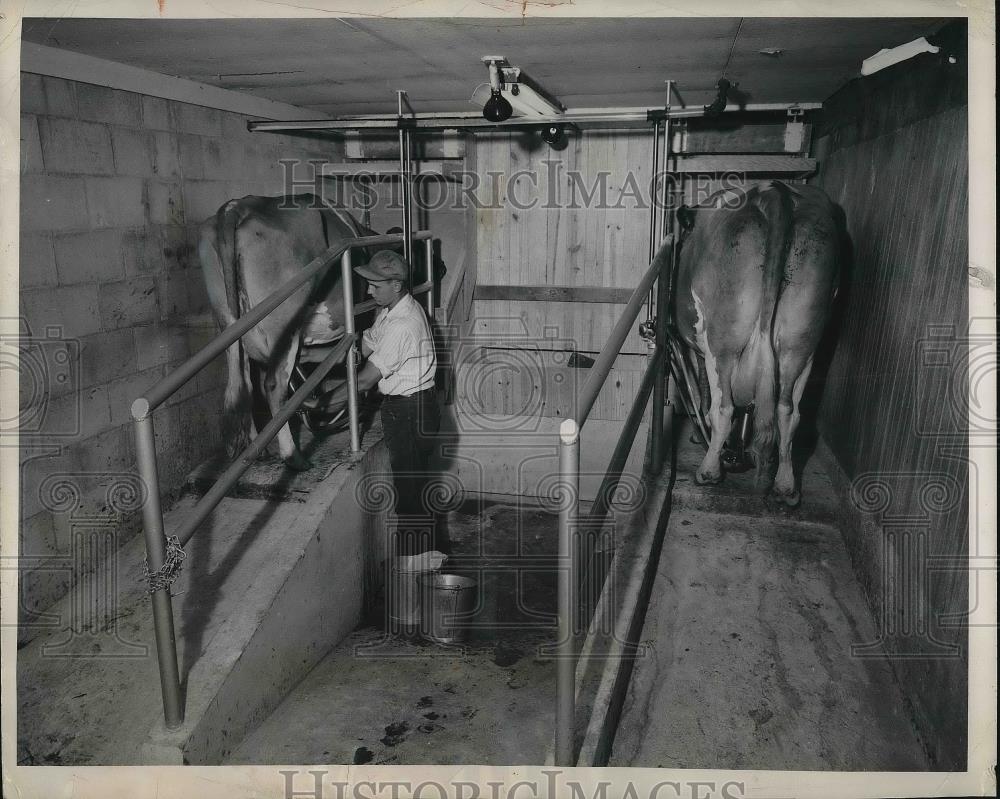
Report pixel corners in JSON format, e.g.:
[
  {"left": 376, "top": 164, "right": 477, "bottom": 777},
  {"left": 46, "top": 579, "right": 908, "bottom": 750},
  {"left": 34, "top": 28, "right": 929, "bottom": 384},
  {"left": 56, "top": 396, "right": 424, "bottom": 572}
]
[
  {"left": 418, "top": 573, "right": 478, "bottom": 644},
  {"left": 388, "top": 551, "right": 447, "bottom": 634}
]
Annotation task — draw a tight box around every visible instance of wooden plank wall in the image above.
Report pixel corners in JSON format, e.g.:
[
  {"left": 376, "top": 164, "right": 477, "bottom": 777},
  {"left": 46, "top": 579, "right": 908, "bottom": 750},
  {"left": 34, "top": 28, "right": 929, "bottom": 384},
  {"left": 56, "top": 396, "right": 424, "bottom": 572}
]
[
  {"left": 810, "top": 39, "right": 969, "bottom": 770},
  {"left": 468, "top": 129, "right": 656, "bottom": 421},
  {"left": 466, "top": 128, "right": 791, "bottom": 421}
]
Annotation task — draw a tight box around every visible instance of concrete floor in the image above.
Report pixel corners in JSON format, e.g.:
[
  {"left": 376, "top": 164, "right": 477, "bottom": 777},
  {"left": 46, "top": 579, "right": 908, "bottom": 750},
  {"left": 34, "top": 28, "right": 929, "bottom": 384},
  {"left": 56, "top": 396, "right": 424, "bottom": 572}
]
[
  {"left": 17, "top": 418, "right": 380, "bottom": 766},
  {"left": 20, "top": 403, "right": 928, "bottom": 770},
  {"left": 228, "top": 502, "right": 562, "bottom": 765},
  {"left": 17, "top": 492, "right": 310, "bottom": 765},
  {"left": 609, "top": 421, "right": 929, "bottom": 769}
]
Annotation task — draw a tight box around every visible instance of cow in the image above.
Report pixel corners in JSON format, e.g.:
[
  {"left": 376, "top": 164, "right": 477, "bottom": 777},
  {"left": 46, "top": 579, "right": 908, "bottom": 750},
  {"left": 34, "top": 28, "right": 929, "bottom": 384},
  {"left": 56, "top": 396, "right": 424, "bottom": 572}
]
[
  {"left": 198, "top": 194, "right": 375, "bottom": 471},
  {"left": 673, "top": 180, "right": 840, "bottom": 506}
]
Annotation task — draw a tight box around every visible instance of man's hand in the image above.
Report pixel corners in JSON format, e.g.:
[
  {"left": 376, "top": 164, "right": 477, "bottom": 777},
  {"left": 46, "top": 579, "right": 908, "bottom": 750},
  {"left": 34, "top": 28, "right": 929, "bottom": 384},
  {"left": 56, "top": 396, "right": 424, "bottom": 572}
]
[{"left": 307, "top": 359, "right": 382, "bottom": 415}]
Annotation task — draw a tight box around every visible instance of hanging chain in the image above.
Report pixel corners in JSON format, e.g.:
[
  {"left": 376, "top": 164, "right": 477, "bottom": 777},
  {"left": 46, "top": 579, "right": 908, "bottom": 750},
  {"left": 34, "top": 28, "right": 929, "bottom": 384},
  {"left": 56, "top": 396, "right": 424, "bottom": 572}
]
[{"left": 144, "top": 536, "right": 186, "bottom": 594}]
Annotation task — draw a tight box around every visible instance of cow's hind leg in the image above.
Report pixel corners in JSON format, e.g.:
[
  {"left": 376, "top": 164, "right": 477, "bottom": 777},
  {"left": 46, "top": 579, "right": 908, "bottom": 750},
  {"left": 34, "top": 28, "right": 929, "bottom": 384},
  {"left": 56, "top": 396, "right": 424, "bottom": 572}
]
[
  {"left": 221, "top": 341, "right": 252, "bottom": 458},
  {"left": 263, "top": 334, "right": 311, "bottom": 471},
  {"left": 695, "top": 348, "right": 736, "bottom": 485},
  {"left": 773, "top": 356, "right": 813, "bottom": 507}
]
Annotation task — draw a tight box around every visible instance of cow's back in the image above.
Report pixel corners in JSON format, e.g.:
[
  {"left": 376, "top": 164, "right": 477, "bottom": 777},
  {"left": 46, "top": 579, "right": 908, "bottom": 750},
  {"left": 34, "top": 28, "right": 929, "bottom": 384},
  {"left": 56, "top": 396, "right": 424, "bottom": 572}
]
[{"left": 198, "top": 194, "right": 360, "bottom": 325}]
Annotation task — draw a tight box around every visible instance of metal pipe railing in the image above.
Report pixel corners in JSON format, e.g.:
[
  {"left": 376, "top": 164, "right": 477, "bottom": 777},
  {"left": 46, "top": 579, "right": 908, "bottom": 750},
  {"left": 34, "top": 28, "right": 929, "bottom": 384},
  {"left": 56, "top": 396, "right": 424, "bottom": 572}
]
[
  {"left": 133, "top": 231, "right": 431, "bottom": 415},
  {"left": 247, "top": 103, "right": 823, "bottom": 133},
  {"left": 576, "top": 346, "right": 663, "bottom": 632},
  {"left": 423, "top": 237, "right": 435, "bottom": 317},
  {"left": 341, "top": 251, "right": 361, "bottom": 453},
  {"left": 586, "top": 346, "right": 663, "bottom": 527},
  {"left": 556, "top": 417, "right": 580, "bottom": 766},
  {"left": 556, "top": 235, "right": 674, "bottom": 765},
  {"left": 175, "top": 333, "right": 355, "bottom": 549},
  {"left": 574, "top": 237, "right": 674, "bottom": 427},
  {"left": 132, "top": 226, "right": 436, "bottom": 729},
  {"left": 649, "top": 264, "right": 670, "bottom": 475},
  {"left": 645, "top": 120, "right": 661, "bottom": 323},
  {"left": 135, "top": 412, "right": 183, "bottom": 727}
]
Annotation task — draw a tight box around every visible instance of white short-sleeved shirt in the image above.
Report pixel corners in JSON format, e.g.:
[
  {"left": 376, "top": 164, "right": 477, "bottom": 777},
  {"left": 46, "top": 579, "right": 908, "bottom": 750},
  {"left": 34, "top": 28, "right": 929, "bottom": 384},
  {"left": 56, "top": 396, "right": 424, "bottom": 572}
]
[{"left": 363, "top": 293, "right": 436, "bottom": 396}]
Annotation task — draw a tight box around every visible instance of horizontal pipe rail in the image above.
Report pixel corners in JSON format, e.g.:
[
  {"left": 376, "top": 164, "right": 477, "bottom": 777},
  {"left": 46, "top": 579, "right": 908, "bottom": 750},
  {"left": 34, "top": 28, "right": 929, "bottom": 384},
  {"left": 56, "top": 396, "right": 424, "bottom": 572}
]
[
  {"left": 586, "top": 347, "right": 663, "bottom": 527},
  {"left": 131, "top": 231, "right": 431, "bottom": 419},
  {"left": 248, "top": 104, "right": 821, "bottom": 133},
  {"left": 575, "top": 236, "right": 674, "bottom": 428},
  {"left": 174, "top": 333, "right": 355, "bottom": 548},
  {"left": 350, "top": 280, "right": 434, "bottom": 316}
]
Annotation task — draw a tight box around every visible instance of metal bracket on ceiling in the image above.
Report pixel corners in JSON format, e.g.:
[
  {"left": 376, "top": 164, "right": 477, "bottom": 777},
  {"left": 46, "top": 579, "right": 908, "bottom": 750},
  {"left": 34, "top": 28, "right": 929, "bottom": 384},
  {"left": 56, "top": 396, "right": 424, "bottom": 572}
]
[{"left": 784, "top": 107, "right": 807, "bottom": 153}]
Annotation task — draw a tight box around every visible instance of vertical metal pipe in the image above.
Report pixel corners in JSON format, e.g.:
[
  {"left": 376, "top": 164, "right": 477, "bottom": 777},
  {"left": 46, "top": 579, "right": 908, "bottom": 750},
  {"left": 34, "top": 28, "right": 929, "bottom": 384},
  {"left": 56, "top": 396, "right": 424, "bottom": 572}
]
[
  {"left": 556, "top": 418, "right": 580, "bottom": 766},
  {"left": 650, "top": 80, "right": 674, "bottom": 474},
  {"left": 423, "top": 236, "right": 434, "bottom": 317},
  {"left": 341, "top": 251, "right": 361, "bottom": 454},
  {"left": 646, "top": 120, "right": 661, "bottom": 321},
  {"left": 650, "top": 251, "right": 671, "bottom": 474},
  {"left": 660, "top": 81, "right": 674, "bottom": 242},
  {"left": 405, "top": 129, "right": 414, "bottom": 268},
  {"left": 132, "top": 408, "right": 184, "bottom": 728},
  {"left": 397, "top": 90, "right": 413, "bottom": 278}
]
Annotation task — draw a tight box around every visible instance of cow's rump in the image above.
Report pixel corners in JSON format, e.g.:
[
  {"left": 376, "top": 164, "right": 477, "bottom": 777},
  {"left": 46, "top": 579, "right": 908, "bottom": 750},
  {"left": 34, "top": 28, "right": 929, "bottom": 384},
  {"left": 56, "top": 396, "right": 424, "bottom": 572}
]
[
  {"left": 198, "top": 194, "right": 366, "bottom": 470},
  {"left": 673, "top": 181, "right": 840, "bottom": 505}
]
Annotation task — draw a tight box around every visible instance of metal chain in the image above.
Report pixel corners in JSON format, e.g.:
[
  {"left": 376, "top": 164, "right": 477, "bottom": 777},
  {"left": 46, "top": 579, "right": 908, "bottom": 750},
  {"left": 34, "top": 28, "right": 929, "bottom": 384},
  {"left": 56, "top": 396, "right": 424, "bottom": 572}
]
[{"left": 143, "top": 536, "right": 186, "bottom": 594}]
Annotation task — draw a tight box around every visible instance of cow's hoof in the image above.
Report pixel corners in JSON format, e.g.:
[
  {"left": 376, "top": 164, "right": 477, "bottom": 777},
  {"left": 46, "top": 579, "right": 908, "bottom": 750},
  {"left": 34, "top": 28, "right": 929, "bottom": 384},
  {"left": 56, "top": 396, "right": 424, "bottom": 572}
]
[
  {"left": 694, "top": 470, "right": 722, "bottom": 485},
  {"left": 772, "top": 487, "right": 801, "bottom": 508},
  {"left": 283, "top": 451, "right": 313, "bottom": 472}
]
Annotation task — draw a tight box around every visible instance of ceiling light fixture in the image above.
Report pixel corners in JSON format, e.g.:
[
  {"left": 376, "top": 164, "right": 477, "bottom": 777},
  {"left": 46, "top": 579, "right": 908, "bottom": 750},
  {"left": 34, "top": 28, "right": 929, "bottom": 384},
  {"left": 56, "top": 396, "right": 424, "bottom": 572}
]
[
  {"left": 541, "top": 123, "right": 565, "bottom": 145},
  {"left": 481, "top": 56, "right": 513, "bottom": 122},
  {"left": 475, "top": 56, "right": 564, "bottom": 121}
]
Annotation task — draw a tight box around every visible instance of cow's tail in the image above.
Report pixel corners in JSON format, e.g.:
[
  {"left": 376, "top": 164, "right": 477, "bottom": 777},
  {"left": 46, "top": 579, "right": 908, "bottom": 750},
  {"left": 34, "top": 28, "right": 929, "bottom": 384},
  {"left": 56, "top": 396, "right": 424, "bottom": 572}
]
[
  {"left": 751, "top": 182, "right": 795, "bottom": 488},
  {"left": 214, "top": 199, "right": 256, "bottom": 457}
]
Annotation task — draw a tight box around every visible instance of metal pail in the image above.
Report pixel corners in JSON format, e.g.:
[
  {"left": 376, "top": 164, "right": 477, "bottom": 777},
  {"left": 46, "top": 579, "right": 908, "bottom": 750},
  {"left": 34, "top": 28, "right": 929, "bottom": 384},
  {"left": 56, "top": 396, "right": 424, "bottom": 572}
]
[
  {"left": 418, "top": 573, "right": 477, "bottom": 644},
  {"left": 389, "top": 558, "right": 436, "bottom": 633}
]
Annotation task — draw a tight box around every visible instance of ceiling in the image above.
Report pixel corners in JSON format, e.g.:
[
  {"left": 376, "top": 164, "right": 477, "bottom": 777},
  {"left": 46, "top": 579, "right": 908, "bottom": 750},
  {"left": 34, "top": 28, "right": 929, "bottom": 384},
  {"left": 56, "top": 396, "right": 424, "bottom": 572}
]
[{"left": 21, "top": 17, "right": 948, "bottom": 116}]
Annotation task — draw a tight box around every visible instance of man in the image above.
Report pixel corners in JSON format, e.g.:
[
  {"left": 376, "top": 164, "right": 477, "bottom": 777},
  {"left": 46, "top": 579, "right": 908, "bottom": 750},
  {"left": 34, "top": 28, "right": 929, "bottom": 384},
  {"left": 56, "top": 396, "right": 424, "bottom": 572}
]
[{"left": 315, "top": 250, "right": 440, "bottom": 555}]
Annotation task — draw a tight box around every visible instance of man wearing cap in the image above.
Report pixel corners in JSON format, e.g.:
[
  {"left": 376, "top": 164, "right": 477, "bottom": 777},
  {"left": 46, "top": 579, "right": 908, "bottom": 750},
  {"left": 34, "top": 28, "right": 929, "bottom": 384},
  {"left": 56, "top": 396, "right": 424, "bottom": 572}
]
[{"left": 313, "top": 249, "right": 440, "bottom": 555}]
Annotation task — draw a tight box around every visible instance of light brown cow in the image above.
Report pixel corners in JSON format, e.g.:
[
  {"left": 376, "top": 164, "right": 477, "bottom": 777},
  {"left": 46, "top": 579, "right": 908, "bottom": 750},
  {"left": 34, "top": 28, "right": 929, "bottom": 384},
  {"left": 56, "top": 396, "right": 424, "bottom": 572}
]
[
  {"left": 198, "top": 194, "right": 368, "bottom": 470},
  {"left": 674, "top": 181, "right": 841, "bottom": 505}
]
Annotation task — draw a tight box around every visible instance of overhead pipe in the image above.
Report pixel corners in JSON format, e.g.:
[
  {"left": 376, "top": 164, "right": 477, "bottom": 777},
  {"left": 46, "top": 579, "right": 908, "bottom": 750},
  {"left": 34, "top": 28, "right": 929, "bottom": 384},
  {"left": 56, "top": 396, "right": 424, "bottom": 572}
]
[{"left": 247, "top": 103, "right": 822, "bottom": 134}]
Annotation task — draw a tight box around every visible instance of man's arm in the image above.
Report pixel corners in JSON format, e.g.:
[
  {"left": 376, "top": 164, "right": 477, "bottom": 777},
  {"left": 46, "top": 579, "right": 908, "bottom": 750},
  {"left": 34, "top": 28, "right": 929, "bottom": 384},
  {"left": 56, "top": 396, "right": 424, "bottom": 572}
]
[
  {"left": 361, "top": 338, "right": 374, "bottom": 359},
  {"left": 311, "top": 360, "right": 381, "bottom": 415}
]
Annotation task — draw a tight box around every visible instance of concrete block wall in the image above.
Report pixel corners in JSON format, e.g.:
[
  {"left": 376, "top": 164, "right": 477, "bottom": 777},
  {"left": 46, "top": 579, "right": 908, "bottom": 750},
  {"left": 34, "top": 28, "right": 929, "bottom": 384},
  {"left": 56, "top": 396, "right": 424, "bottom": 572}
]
[{"left": 18, "top": 73, "right": 344, "bottom": 637}]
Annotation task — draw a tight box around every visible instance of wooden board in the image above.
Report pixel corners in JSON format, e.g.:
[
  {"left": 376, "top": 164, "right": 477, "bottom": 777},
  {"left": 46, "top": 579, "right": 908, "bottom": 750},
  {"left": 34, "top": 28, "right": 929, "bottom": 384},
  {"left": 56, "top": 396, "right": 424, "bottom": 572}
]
[
  {"left": 674, "top": 155, "right": 816, "bottom": 174},
  {"left": 344, "top": 132, "right": 466, "bottom": 160},
  {"left": 474, "top": 284, "right": 635, "bottom": 304},
  {"left": 680, "top": 121, "right": 813, "bottom": 154}
]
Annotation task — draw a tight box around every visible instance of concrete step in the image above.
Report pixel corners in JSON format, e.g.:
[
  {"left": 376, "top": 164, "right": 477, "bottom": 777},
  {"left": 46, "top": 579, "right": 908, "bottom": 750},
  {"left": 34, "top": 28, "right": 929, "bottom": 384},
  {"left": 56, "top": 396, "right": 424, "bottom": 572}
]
[{"left": 18, "top": 423, "right": 391, "bottom": 766}]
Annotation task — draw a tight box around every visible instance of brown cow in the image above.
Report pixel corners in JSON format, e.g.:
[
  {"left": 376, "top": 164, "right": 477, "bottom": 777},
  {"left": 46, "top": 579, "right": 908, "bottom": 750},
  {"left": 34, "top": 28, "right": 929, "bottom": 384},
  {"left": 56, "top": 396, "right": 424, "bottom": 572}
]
[
  {"left": 674, "top": 181, "right": 840, "bottom": 505},
  {"left": 197, "top": 194, "right": 370, "bottom": 470}
]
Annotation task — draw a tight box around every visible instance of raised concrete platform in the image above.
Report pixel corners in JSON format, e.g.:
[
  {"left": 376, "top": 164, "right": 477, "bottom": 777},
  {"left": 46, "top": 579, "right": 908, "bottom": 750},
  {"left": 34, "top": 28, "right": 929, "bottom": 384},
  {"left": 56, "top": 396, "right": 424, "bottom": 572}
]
[{"left": 18, "top": 420, "right": 389, "bottom": 766}]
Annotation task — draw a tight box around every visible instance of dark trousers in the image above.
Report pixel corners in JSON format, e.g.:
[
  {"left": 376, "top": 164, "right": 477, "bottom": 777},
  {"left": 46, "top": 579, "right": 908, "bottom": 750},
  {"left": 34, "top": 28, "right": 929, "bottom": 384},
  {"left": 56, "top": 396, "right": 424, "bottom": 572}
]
[{"left": 381, "top": 389, "right": 441, "bottom": 556}]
